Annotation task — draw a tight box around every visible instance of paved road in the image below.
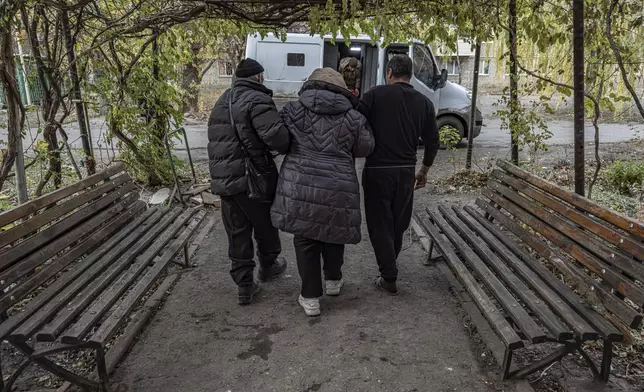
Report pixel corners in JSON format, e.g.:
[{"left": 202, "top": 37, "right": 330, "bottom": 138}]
[
  {"left": 475, "top": 118, "right": 642, "bottom": 147},
  {"left": 2, "top": 110, "right": 642, "bottom": 157}
]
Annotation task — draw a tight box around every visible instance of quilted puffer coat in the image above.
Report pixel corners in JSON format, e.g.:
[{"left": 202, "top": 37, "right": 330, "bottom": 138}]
[
  {"left": 271, "top": 71, "right": 374, "bottom": 244},
  {"left": 207, "top": 78, "right": 290, "bottom": 196}
]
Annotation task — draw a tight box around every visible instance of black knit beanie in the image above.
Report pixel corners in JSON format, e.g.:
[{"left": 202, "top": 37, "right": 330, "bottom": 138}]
[{"left": 235, "top": 58, "right": 265, "bottom": 78}]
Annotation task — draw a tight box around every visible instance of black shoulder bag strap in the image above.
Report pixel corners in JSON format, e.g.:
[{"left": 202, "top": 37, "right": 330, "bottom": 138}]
[
  {"left": 227, "top": 87, "right": 276, "bottom": 202},
  {"left": 228, "top": 88, "right": 248, "bottom": 156}
]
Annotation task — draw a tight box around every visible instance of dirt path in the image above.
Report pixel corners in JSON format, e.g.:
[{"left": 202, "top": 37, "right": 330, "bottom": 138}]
[
  {"left": 112, "top": 213, "right": 509, "bottom": 392},
  {"left": 107, "top": 141, "right": 642, "bottom": 392}
]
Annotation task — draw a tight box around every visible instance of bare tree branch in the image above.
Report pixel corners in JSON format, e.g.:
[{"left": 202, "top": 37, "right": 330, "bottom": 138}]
[
  {"left": 199, "top": 59, "right": 216, "bottom": 79},
  {"left": 606, "top": 0, "right": 644, "bottom": 119}
]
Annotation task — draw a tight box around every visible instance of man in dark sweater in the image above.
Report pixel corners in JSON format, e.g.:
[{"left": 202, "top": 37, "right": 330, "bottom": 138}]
[{"left": 359, "top": 54, "right": 440, "bottom": 295}]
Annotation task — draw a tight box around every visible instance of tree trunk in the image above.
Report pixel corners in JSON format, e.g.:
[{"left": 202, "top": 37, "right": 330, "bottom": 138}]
[
  {"left": 36, "top": 123, "right": 62, "bottom": 196},
  {"left": 573, "top": 0, "right": 585, "bottom": 196},
  {"left": 466, "top": 42, "right": 481, "bottom": 171},
  {"left": 23, "top": 5, "right": 64, "bottom": 195},
  {"left": 182, "top": 63, "right": 200, "bottom": 113},
  {"left": 149, "top": 32, "right": 166, "bottom": 187},
  {"left": 455, "top": 42, "right": 462, "bottom": 85},
  {"left": 588, "top": 75, "right": 603, "bottom": 199},
  {"left": 182, "top": 42, "right": 203, "bottom": 113},
  {"left": 0, "top": 30, "right": 27, "bottom": 201},
  {"left": 509, "top": 0, "right": 519, "bottom": 165},
  {"left": 606, "top": 0, "right": 644, "bottom": 120},
  {"left": 61, "top": 9, "right": 95, "bottom": 174}
]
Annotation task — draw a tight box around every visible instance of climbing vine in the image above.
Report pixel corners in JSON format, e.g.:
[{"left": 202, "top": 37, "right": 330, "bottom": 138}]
[{"left": 1, "top": 0, "right": 642, "bottom": 195}]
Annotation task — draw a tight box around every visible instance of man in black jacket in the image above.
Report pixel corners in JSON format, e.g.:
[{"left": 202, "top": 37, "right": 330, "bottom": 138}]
[
  {"left": 359, "top": 54, "right": 440, "bottom": 295},
  {"left": 207, "top": 59, "right": 291, "bottom": 305}
]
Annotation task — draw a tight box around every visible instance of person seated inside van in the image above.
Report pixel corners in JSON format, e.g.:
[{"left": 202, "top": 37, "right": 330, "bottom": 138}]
[{"left": 339, "top": 57, "right": 362, "bottom": 96}]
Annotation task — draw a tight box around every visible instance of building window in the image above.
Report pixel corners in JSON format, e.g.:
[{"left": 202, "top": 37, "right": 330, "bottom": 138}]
[
  {"left": 439, "top": 58, "right": 460, "bottom": 75},
  {"left": 218, "top": 60, "right": 233, "bottom": 77},
  {"left": 287, "top": 53, "right": 305, "bottom": 67},
  {"left": 479, "top": 59, "right": 490, "bottom": 75}
]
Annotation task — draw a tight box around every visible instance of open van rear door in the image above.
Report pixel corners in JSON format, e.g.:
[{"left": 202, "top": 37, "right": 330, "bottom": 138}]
[
  {"left": 248, "top": 33, "right": 324, "bottom": 96},
  {"left": 409, "top": 44, "right": 441, "bottom": 109}
]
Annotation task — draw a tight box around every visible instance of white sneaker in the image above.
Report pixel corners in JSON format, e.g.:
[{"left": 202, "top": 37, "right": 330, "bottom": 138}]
[
  {"left": 325, "top": 279, "right": 344, "bottom": 296},
  {"left": 298, "top": 295, "right": 321, "bottom": 317}
]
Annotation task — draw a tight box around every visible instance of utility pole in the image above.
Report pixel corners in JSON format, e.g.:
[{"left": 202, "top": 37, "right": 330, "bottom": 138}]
[
  {"left": 509, "top": 0, "right": 519, "bottom": 165},
  {"left": 466, "top": 42, "right": 481, "bottom": 171},
  {"left": 61, "top": 9, "right": 95, "bottom": 174},
  {"left": 573, "top": 0, "right": 585, "bottom": 195}
]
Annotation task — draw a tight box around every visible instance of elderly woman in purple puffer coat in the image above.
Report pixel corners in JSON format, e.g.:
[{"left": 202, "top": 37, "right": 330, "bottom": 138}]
[{"left": 271, "top": 68, "right": 374, "bottom": 317}]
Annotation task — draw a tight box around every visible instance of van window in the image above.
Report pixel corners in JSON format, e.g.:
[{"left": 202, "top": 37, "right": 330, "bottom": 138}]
[
  {"left": 412, "top": 44, "right": 436, "bottom": 87},
  {"left": 287, "top": 53, "right": 306, "bottom": 67}
]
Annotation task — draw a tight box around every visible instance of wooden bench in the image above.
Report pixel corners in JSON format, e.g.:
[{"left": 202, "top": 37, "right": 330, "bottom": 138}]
[
  {"left": 415, "top": 160, "right": 643, "bottom": 382},
  {"left": 0, "top": 164, "right": 206, "bottom": 391}
]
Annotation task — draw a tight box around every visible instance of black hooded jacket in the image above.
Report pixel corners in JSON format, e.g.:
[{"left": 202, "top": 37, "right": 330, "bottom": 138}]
[
  {"left": 207, "top": 78, "right": 290, "bottom": 196},
  {"left": 271, "top": 80, "right": 374, "bottom": 244}
]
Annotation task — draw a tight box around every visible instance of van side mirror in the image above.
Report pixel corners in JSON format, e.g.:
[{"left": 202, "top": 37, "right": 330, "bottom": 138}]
[{"left": 436, "top": 69, "right": 448, "bottom": 88}]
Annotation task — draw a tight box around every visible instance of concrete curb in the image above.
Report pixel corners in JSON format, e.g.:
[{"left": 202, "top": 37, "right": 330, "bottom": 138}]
[{"left": 410, "top": 217, "right": 535, "bottom": 392}]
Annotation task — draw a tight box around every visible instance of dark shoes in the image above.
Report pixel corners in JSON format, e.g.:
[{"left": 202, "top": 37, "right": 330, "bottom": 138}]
[
  {"left": 373, "top": 277, "right": 399, "bottom": 296},
  {"left": 238, "top": 258, "right": 287, "bottom": 305},
  {"left": 238, "top": 282, "right": 261, "bottom": 305},
  {"left": 258, "top": 257, "right": 288, "bottom": 282}
]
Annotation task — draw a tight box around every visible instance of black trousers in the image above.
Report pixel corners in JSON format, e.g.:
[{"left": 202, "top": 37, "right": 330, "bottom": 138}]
[
  {"left": 362, "top": 167, "right": 415, "bottom": 283},
  {"left": 294, "top": 235, "right": 345, "bottom": 298},
  {"left": 221, "top": 193, "right": 281, "bottom": 286}
]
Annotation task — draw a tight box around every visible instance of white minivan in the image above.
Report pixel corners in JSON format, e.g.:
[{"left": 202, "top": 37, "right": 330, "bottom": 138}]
[{"left": 245, "top": 33, "right": 482, "bottom": 141}]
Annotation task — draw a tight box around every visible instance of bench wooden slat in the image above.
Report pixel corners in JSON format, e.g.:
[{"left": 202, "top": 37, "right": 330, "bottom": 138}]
[
  {"left": 9, "top": 207, "right": 162, "bottom": 341},
  {"left": 416, "top": 213, "right": 524, "bottom": 350},
  {"left": 35, "top": 207, "right": 183, "bottom": 342},
  {"left": 0, "top": 163, "right": 126, "bottom": 228},
  {"left": 476, "top": 198, "right": 642, "bottom": 329},
  {"left": 438, "top": 205, "right": 573, "bottom": 341},
  {"left": 0, "top": 199, "right": 144, "bottom": 318},
  {"left": 0, "top": 192, "right": 139, "bottom": 312},
  {"left": 104, "top": 274, "right": 179, "bottom": 375},
  {"left": 60, "top": 208, "right": 199, "bottom": 344},
  {"left": 458, "top": 206, "right": 606, "bottom": 341},
  {"left": 496, "top": 160, "right": 644, "bottom": 238},
  {"left": 491, "top": 170, "right": 644, "bottom": 262},
  {"left": 428, "top": 208, "right": 547, "bottom": 343},
  {"left": 0, "top": 182, "right": 137, "bottom": 277},
  {"left": 1, "top": 206, "right": 156, "bottom": 341},
  {"left": 491, "top": 172, "right": 644, "bottom": 281},
  {"left": 0, "top": 174, "right": 132, "bottom": 249},
  {"left": 90, "top": 211, "right": 206, "bottom": 346},
  {"left": 484, "top": 184, "right": 644, "bottom": 307},
  {"left": 0, "top": 164, "right": 199, "bottom": 392}
]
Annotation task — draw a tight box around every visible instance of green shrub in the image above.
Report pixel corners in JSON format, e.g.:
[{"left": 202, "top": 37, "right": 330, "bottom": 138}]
[
  {"left": 591, "top": 188, "right": 639, "bottom": 217},
  {"left": 603, "top": 161, "right": 644, "bottom": 196},
  {"left": 439, "top": 125, "right": 461, "bottom": 150}
]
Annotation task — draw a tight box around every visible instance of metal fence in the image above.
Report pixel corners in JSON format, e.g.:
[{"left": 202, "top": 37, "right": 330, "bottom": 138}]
[{"left": 0, "top": 56, "right": 45, "bottom": 108}]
